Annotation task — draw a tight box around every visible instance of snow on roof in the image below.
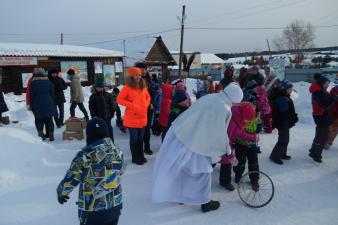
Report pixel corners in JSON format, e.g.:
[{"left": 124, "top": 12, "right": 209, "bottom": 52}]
[
  {"left": 0, "top": 42, "right": 123, "bottom": 57},
  {"left": 200, "top": 53, "right": 224, "bottom": 64}
]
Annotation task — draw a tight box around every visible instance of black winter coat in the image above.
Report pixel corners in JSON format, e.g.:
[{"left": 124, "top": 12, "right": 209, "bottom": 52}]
[
  {"left": 48, "top": 76, "right": 67, "bottom": 104},
  {"left": 89, "top": 91, "right": 116, "bottom": 119},
  {"left": 0, "top": 90, "right": 8, "bottom": 113},
  {"left": 271, "top": 92, "right": 298, "bottom": 129}
]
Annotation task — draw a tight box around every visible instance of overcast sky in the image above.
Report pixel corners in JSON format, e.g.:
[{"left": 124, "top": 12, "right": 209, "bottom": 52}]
[{"left": 1, "top": 0, "right": 338, "bottom": 62}]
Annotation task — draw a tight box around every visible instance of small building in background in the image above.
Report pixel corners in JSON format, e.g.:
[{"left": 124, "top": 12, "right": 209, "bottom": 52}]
[{"left": 0, "top": 42, "right": 123, "bottom": 93}]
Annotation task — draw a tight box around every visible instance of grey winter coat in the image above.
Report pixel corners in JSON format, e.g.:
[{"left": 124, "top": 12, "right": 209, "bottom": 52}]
[{"left": 69, "top": 75, "right": 84, "bottom": 103}]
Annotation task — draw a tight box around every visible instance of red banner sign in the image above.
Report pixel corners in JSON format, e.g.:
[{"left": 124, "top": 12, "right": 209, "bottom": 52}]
[{"left": 0, "top": 57, "right": 38, "bottom": 66}]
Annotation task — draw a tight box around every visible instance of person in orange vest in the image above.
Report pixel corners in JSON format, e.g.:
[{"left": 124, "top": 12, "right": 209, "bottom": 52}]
[{"left": 117, "top": 67, "right": 151, "bottom": 165}]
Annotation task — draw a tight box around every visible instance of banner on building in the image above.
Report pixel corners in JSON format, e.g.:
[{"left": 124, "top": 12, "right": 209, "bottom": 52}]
[
  {"left": 103, "top": 65, "right": 115, "bottom": 86},
  {"left": 21, "top": 73, "right": 33, "bottom": 88},
  {"left": 60, "top": 61, "right": 88, "bottom": 81},
  {"left": 0, "top": 57, "right": 37, "bottom": 66}
]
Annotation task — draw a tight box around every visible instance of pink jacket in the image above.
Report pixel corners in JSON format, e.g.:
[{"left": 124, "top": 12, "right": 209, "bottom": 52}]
[
  {"left": 257, "top": 86, "right": 271, "bottom": 115},
  {"left": 220, "top": 105, "right": 256, "bottom": 165}
]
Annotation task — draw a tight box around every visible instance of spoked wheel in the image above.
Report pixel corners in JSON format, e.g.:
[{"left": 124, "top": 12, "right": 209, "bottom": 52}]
[{"left": 237, "top": 171, "right": 274, "bottom": 208}]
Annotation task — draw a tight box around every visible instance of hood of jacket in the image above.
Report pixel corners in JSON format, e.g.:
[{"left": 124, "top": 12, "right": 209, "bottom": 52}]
[{"left": 309, "top": 82, "right": 322, "bottom": 93}]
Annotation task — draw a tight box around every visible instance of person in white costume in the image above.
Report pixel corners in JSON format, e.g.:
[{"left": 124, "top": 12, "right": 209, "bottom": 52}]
[{"left": 152, "top": 82, "right": 243, "bottom": 213}]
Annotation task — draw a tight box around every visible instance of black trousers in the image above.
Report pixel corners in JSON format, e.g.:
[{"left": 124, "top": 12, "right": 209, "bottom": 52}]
[
  {"left": 54, "top": 102, "right": 64, "bottom": 126},
  {"left": 270, "top": 128, "right": 290, "bottom": 160},
  {"left": 233, "top": 143, "right": 259, "bottom": 182},
  {"left": 70, "top": 102, "right": 89, "bottom": 120},
  {"left": 143, "top": 108, "right": 153, "bottom": 150},
  {"left": 104, "top": 118, "right": 114, "bottom": 143},
  {"left": 115, "top": 106, "right": 122, "bottom": 121},
  {"left": 129, "top": 128, "right": 145, "bottom": 163},
  {"left": 80, "top": 216, "right": 119, "bottom": 225},
  {"left": 37, "top": 117, "right": 54, "bottom": 133},
  {"left": 309, "top": 124, "right": 330, "bottom": 159}
]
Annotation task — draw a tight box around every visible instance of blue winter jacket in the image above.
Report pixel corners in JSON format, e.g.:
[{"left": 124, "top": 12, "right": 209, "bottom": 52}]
[{"left": 29, "top": 76, "right": 56, "bottom": 118}]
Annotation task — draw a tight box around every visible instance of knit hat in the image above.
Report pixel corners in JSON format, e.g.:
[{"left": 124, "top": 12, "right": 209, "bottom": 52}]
[
  {"left": 239, "top": 102, "right": 256, "bottom": 121},
  {"left": 246, "top": 79, "right": 259, "bottom": 89},
  {"left": 33, "top": 67, "right": 46, "bottom": 76},
  {"left": 128, "top": 67, "right": 142, "bottom": 76},
  {"left": 86, "top": 117, "right": 109, "bottom": 145},
  {"left": 223, "top": 82, "right": 243, "bottom": 103},
  {"left": 174, "top": 91, "right": 188, "bottom": 104},
  {"left": 314, "top": 73, "right": 329, "bottom": 85},
  {"left": 95, "top": 79, "right": 105, "bottom": 88}
]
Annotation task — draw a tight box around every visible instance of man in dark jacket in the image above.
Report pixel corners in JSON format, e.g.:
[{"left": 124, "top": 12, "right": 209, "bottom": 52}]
[
  {"left": 308, "top": 73, "right": 336, "bottom": 163},
  {"left": 89, "top": 79, "right": 116, "bottom": 143},
  {"left": 30, "top": 67, "right": 56, "bottom": 141},
  {"left": 269, "top": 79, "right": 298, "bottom": 165},
  {"left": 48, "top": 69, "right": 67, "bottom": 128}
]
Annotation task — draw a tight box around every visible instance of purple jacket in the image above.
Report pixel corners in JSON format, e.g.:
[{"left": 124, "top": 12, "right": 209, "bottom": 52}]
[{"left": 220, "top": 105, "right": 256, "bottom": 165}]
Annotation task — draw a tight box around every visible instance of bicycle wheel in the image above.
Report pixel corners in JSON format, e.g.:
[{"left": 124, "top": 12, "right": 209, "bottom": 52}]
[{"left": 237, "top": 171, "right": 274, "bottom": 208}]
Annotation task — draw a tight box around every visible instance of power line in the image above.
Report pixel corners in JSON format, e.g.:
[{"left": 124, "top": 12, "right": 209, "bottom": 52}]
[
  {"left": 79, "top": 28, "right": 180, "bottom": 46},
  {"left": 185, "top": 24, "right": 338, "bottom": 31}
]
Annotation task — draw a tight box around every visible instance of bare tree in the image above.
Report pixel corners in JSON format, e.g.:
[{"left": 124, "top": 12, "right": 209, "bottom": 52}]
[{"left": 273, "top": 20, "right": 315, "bottom": 51}]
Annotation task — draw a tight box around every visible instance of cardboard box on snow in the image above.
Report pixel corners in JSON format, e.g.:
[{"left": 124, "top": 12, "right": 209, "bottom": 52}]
[
  {"left": 65, "top": 118, "right": 86, "bottom": 132},
  {"left": 63, "top": 130, "right": 84, "bottom": 140}
]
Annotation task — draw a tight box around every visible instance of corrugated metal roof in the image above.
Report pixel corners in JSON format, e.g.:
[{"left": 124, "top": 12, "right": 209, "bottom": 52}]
[{"left": 0, "top": 42, "right": 123, "bottom": 57}]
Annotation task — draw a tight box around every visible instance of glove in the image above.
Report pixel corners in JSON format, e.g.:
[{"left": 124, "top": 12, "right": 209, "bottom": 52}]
[{"left": 57, "top": 194, "right": 69, "bottom": 204}]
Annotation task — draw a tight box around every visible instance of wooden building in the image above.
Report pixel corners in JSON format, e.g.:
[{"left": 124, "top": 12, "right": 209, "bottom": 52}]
[
  {"left": 138, "top": 36, "right": 176, "bottom": 83},
  {"left": 0, "top": 42, "right": 123, "bottom": 93}
]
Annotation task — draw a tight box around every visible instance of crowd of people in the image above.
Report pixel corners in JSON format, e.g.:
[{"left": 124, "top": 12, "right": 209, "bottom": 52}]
[{"left": 0, "top": 64, "right": 337, "bottom": 225}]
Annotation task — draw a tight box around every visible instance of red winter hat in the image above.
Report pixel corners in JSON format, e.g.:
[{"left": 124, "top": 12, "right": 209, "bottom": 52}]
[
  {"left": 239, "top": 102, "right": 256, "bottom": 121},
  {"left": 128, "top": 67, "right": 142, "bottom": 76}
]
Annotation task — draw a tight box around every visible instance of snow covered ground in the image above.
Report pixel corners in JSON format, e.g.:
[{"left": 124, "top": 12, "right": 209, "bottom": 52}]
[{"left": 0, "top": 80, "right": 337, "bottom": 225}]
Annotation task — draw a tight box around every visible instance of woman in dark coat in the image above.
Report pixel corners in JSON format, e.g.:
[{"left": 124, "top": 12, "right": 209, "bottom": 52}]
[
  {"left": 30, "top": 68, "right": 56, "bottom": 141},
  {"left": 48, "top": 69, "right": 67, "bottom": 128}
]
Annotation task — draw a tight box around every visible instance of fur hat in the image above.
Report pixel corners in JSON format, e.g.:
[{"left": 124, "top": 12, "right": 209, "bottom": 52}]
[
  {"left": 86, "top": 117, "right": 109, "bottom": 145},
  {"left": 128, "top": 67, "right": 142, "bottom": 77},
  {"left": 223, "top": 82, "right": 243, "bottom": 103},
  {"left": 314, "top": 73, "right": 329, "bottom": 85},
  {"left": 173, "top": 91, "right": 188, "bottom": 104},
  {"left": 278, "top": 79, "right": 293, "bottom": 91},
  {"left": 33, "top": 67, "right": 47, "bottom": 76}
]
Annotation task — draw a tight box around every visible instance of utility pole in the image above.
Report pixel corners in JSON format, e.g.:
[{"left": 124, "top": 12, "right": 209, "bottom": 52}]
[
  {"left": 123, "top": 40, "right": 126, "bottom": 80},
  {"left": 178, "top": 5, "right": 186, "bottom": 79},
  {"left": 61, "top": 33, "right": 64, "bottom": 45},
  {"left": 266, "top": 39, "right": 271, "bottom": 57}
]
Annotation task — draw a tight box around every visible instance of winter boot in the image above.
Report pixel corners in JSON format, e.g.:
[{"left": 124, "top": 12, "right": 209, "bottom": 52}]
[
  {"left": 281, "top": 155, "right": 291, "bottom": 160},
  {"left": 201, "top": 200, "right": 220, "bottom": 213},
  {"left": 38, "top": 130, "right": 46, "bottom": 141},
  {"left": 49, "top": 132, "right": 54, "bottom": 141},
  {"left": 309, "top": 142, "right": 323, "bottom": 163},
  {"left": 270, "top": 145, "right": 283, "bottom": 165},
  {"left": 144, "top": 148, "right": 153, "bottom": 155},
  {"left": 251, "top": 180, "right": 259, "bottom": 192},
  {"left": 219, "top": 164, "right": 235, "bottom": 191}
]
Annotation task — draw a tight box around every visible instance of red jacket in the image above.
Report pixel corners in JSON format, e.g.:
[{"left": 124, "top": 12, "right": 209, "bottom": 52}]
[
  {"left": 330, "top": 85, "right": 338, "bottom": 120},
  {"left": 158, "top": 84, "right": 173, "bottom": 127},
  {"left": 26, "top": 77, "right": 33, "bottom": 106}
]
